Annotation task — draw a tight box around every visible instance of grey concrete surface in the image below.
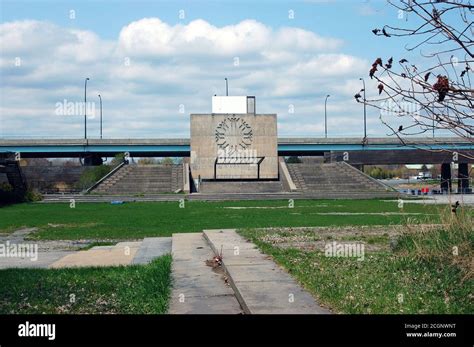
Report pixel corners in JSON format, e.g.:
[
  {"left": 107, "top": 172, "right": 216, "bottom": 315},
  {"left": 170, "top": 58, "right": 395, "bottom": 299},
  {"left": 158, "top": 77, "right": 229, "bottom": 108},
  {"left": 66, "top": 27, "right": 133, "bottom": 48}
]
[
  {"left": 132, "top": 237, "right": 172, "bottom": 265},
  {"left": 204, "top": 229, "right": 331, "bottom": 314},
  {"left": 0, "top": 228, "right": 83, "bottom": 269},
  {"left": 168, "top": 233, "right": 242, "bottom": 314},
  {"left": 393, "top": 194, "right": 474, "bottom": 205},
  {"left": 0, "top": 251, "right": 74, "bottom": 269}
]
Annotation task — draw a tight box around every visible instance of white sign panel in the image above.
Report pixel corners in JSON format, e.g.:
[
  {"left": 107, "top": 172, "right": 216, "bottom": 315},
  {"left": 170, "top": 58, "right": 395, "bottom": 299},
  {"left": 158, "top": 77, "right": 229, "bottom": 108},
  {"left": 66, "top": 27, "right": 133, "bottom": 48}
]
[{"left": 212, "top": 96, "right": 248, "bottom": 114}]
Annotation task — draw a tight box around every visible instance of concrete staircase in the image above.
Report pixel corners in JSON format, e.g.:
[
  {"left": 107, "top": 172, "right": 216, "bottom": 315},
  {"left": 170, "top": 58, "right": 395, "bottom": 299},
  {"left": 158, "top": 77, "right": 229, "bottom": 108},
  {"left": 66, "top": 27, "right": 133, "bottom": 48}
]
[
  {"left": 92, "top": 164, "right": 183, "bottom": 195},
  {"left": 287, "top": 162, "right": 396, "bottom": 198}
]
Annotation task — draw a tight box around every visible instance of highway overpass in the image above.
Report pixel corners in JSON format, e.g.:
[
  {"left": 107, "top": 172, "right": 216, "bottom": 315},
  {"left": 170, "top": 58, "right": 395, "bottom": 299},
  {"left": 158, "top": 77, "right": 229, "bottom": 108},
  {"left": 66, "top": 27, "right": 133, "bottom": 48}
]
[{"left": 0, "top": 137, "right": 473, "bottom": 164}]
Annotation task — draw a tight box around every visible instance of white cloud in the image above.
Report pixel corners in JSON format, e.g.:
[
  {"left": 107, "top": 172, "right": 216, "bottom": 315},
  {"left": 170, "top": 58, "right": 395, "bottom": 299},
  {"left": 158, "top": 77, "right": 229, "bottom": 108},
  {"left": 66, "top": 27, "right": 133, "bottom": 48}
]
[
  {"left": 117, "top": 18, "right": 342, "bottom": 58},
  {"left": 0, "top": 17, "right": 388, "bottom": 138}
]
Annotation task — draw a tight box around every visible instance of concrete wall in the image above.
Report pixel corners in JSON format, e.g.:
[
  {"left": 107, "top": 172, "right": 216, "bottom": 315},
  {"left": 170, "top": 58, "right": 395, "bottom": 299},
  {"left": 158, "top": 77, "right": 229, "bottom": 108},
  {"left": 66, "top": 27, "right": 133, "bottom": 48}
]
[{"left": 190, "top": 114, "right": 278, "bottom": 179}]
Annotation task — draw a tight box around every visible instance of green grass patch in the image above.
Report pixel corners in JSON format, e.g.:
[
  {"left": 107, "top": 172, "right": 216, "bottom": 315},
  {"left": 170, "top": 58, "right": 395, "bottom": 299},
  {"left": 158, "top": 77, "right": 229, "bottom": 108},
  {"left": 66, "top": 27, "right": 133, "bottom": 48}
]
[
  {"left": 0, "top": 199, "right": 444, "bottom": 240},
  {"left": 239, "top": 210, "right": 473, "bottom": 314},
  {"left": 0, "top": 255, "right": 172, "bottom": 314}
]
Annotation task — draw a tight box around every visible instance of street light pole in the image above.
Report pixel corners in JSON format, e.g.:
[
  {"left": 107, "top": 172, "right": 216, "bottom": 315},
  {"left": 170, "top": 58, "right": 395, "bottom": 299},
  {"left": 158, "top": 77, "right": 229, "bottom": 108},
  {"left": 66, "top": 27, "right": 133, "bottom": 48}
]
[
  {"left": 360, "top": 77, "right": 367, "bottom": 139},
  {"left": 84, "top": 77, "right": 90, "bottom": 139},
  {"left": 98, "top": 94, "right": 102, "bottom": 139},
  {"left": 225, "top": 78, "right": 228, "bottom": 96},
  {"left": 324, "top": 94, "right": 330, "bottom": 138}
]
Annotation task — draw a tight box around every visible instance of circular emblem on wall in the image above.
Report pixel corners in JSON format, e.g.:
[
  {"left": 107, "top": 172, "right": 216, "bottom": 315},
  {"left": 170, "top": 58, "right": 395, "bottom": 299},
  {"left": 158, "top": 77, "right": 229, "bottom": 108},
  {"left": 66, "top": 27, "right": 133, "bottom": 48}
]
[{"left": 215, "top": 116, "right": 253, "bottom": 152}]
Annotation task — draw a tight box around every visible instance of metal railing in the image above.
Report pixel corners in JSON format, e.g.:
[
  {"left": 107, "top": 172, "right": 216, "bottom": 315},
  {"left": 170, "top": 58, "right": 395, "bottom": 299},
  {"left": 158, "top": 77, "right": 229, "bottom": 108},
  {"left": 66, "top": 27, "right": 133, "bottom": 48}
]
[
  {"left": 82, "top": 159, "right": 128, "bottom": 195},
  {"left": 213, "top": 156, "right": 265, "bottom": 180}
]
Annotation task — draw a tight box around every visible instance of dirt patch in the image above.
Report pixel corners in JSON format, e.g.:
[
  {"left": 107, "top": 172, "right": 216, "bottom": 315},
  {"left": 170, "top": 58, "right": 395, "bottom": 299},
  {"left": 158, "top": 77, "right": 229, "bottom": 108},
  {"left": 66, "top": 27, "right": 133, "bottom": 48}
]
[
  {"left": 250, "top": 225, "right": 438, "bottom": 252},
  {"left": 0, "top": 227, "right": 137, "bottom": 252},
  {"left": 44, "top": 222, "right": 101, "bottom": 229},
  {"left": 307, "top": 212, "right": 434, "bottom": 216},
  {"left": 222, "top": 204, "right": 343, "bottom": 209}
]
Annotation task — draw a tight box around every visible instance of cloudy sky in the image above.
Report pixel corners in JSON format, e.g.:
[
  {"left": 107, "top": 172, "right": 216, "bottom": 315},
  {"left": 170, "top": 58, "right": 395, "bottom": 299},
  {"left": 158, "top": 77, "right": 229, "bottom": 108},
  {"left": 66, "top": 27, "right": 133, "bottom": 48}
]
[{"left": 0, "top": 0, "right": 443, "bottom": 139}]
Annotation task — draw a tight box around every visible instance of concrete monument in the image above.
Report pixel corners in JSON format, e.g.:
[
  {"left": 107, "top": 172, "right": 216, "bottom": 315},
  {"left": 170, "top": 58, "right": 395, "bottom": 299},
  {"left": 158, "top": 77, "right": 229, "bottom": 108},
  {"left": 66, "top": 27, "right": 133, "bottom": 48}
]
[{"left": 190, "top": 96, "right": 278, "bottom": 180}]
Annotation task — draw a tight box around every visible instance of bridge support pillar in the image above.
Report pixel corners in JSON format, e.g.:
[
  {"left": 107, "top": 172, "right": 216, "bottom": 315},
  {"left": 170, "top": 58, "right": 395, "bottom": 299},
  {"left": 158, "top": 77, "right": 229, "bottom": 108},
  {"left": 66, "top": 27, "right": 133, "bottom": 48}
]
[
  {"left": 458, "top": 163, "right": 469, "bottom": 193},
  {"left": 440, "top": 163, "right": 452, "bottom": 193},
  {"left": 83, "top": 155, "right": 103, "bottom": 166}
]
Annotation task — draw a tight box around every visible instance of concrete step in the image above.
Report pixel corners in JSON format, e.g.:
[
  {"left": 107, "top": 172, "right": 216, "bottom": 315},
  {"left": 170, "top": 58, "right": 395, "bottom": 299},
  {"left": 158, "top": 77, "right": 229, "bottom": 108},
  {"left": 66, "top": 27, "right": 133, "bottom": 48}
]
[
  {"left": 287, "top": 163, "right": 390, "bottom": 194},
  {"left": 204, "top": 229, "right": 330, "bottom": 314},
  {"left": 200, "top": 180, "right": 284, "bottom": 194},
  {"left": 41, "top": 191, "right": 399, "bottom": 203},
  {"left": 168, "top": 233, "right": 242, "bottom": 314},
  {"left": 90, "top": 164, "right": 181, "bottom": 194}
]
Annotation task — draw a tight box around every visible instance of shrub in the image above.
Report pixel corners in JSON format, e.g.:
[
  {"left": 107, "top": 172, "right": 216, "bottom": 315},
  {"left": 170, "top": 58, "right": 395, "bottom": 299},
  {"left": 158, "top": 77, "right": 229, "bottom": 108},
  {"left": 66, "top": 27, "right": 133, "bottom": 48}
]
[
  {"left": 286, "top": 156, "right": 302, "bottom": 163},
  {"left": 110, "top": 153, "right": 126, "bottom": 166},
  {"left": 138, "top": 158, "right": 158, "bottom": 165},
  {"left": 76, "top": 165, "right": 112, "bottom": 190},
  {"left": 365, "top": 166, "right": 396, "bottom": 179},
  {"left": 160, "top": 157, "right": 174, "bottom": 165},
  {"left": 25, "top": 189, "right": 43, "bottom": 202},
  {"left": 395, "top": 207, "right": 473, "bottom": 282}
]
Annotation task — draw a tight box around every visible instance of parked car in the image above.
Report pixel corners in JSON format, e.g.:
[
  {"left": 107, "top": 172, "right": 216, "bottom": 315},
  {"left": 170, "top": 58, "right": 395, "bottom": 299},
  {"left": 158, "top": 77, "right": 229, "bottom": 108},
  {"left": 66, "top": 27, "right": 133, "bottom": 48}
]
[{"left": 417, "top": 172, "right": 432, "bottom": 180}]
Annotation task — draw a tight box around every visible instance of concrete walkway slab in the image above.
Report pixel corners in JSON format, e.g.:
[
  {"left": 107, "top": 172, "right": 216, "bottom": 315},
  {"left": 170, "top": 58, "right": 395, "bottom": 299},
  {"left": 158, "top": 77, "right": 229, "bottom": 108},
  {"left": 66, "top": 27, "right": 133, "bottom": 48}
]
[
  {"left": 132, "top": 237, "right": 172, "bottom": 265},
  {"left": 49, "top": 242, "right": 141, "bottom": 268},
  {"left": 168, "top": 233, "right": 242, "bottom": 314},
  {"left": 204, "top": 229, "right": 330, "bottom": 314},
  {"left": 0, "top": 251, "right": 74, "bottom": 269}
]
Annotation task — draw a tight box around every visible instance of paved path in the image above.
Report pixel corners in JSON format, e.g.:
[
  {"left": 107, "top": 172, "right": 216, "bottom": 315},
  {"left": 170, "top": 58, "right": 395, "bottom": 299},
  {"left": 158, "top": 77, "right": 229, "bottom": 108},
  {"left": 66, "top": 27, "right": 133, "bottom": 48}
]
[
  {"left": 132, "top": 237, "right": 172, "bottom": 265},
  {"left": 394, "top": 194, "right": 474, "bottom": 205},
  {"left": 49, "top": 241, "right": 142, "bottom": 268},
  {"left": 0, "top": 228, "right": 77, "bottom": 269},
  {"left": 0, "top": 235, "right": 172, "bottom": 269},
  {"left": 204, "top": 229, "right": 330, "bottom": 314},
  {"left": 168, "top": 233, "right": 242, "bottom": 314},
  {"left": 0, "top": 250, "right": 74, "bottom": 269},
  {"left": 1, "top": 228, "right": 331, "bottom": 314},
  {"left": 41, "top": 190, "right": 397, "bottom": 203}
]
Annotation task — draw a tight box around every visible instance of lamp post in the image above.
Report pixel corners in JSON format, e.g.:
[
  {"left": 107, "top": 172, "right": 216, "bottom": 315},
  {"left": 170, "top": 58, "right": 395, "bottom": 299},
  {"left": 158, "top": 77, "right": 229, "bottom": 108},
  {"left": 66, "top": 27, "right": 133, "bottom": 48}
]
[
  {"left": 84, "top": 77, "right": 90, "bottom": 139},
  {"left": 225, "top": 78, "right": 228, "bottom": 96},
  {"left": 98, "top": 94, "right": 102, "bottom": 139},
  {"left": 324, "top": 94, "right": 330, "bottom": 138},
  {"left": 359, "top": 78, "right": 367, "bottom": 140}
]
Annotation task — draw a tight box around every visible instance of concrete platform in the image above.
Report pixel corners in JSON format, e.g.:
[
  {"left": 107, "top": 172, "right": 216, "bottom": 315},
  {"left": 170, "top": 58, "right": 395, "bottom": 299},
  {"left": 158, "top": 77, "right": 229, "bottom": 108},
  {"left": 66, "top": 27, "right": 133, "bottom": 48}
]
[
  {"left": 49, "top": 241, "right": 141, "bottom": 268},
  {"left": 168, "top": 233, "right": 242, "bottom": 314},
  {"left": 132, "top": 237, "right": 172, "bottom": 264},
  {"left": 204, "top": 229, "right": 330, "bottom": 314}
]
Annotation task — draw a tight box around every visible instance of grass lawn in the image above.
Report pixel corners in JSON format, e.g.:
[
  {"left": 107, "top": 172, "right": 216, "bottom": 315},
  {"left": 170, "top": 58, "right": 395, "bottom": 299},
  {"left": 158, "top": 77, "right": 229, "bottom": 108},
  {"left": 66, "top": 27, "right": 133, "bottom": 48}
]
[
  {"left": 0, "top": 255, "right": 172, "bottom": 314},
  {"left": 0, "top": 199, "right": 445, "bottom": 240},
  {"left": 239, "top": 211, "right": 473, "bottom": 314}
]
